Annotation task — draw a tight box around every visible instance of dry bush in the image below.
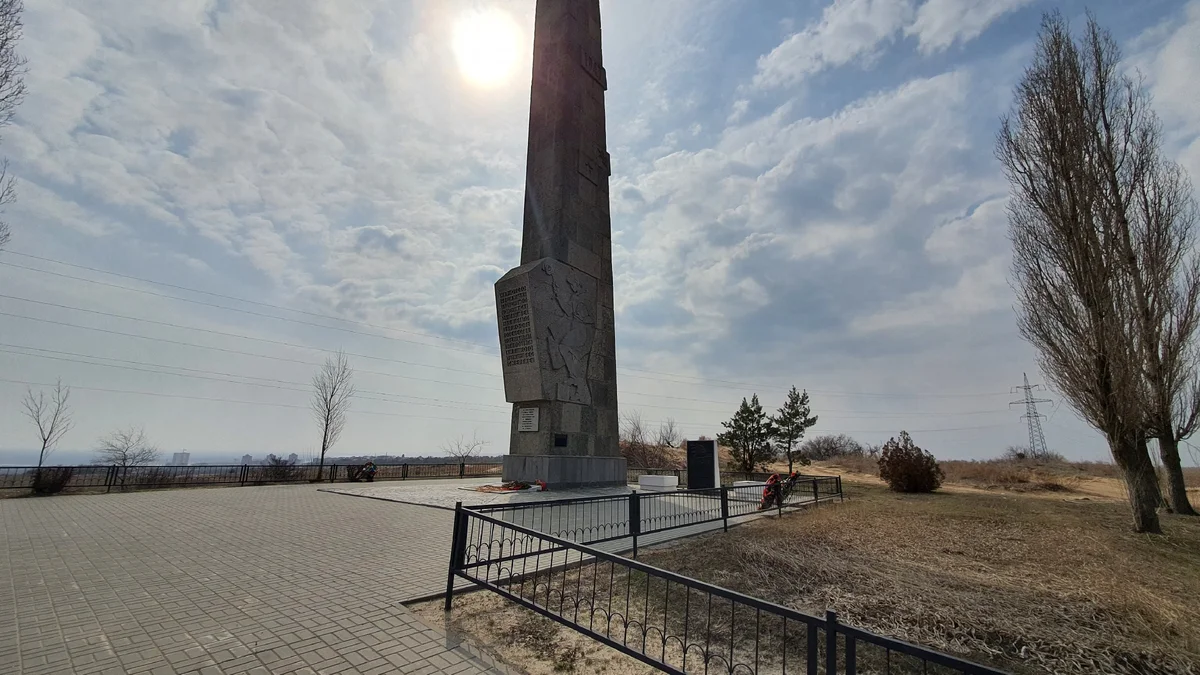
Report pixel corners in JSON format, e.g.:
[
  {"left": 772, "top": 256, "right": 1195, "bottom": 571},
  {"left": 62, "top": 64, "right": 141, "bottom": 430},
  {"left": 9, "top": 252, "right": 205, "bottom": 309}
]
[
  {"left": 800, "top": 434, "right": 864, "bottom": 460},
  {"left": 31, "top": 466, "right": 73, "bottom": 495},
  {"left": 878, "top": 432, "right": 942, "bottom": 493}
]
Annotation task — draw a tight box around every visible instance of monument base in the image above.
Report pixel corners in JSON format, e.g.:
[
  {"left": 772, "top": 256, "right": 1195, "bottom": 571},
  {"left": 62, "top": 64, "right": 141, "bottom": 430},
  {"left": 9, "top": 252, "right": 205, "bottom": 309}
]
[{"left": 503, "top": 455, "right": 628, "bottom": 489}]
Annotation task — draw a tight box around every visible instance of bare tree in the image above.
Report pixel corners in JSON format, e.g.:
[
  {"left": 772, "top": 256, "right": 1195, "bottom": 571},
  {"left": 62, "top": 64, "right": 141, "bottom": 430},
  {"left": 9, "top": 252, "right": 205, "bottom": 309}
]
[
  {"left": 21, "top": 379, "right": 72, "bottom": 472},
  {"left": 441, "top": 431, "right": 490, "bottom": 461},
  {"left": 94, "top": 426, "right": 160, "bottom": 466},
  {"left": 1111, "top": 131, "right": 1200, "bottom": 515},
  {"left": 997, "top": 11, "right": 1165, "bottom": 532},
  {"left": 654, "top": 418, "right": 680, "bottom": 450},
  {"left": 311, "top": 350, "right": 354, "bottom": 480},
  {"left": 620, "top": 410, "right": 680, "bottom": 468},
  {"left": 0, "top": 0, "right": 27, "bottom": 251}
]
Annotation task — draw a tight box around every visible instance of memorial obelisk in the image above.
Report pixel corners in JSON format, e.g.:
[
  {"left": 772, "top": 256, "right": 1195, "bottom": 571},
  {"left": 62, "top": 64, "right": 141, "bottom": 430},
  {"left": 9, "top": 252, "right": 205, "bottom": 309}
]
[{"left": 494, "top": 0, "right": 624, "bottom": 487}]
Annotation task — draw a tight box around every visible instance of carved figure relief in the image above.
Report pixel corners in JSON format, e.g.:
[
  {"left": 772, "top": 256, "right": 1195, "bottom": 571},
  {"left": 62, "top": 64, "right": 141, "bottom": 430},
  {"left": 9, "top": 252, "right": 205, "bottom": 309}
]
[{"left": 539, "top": 261, "right": 595, "bottom": 405}]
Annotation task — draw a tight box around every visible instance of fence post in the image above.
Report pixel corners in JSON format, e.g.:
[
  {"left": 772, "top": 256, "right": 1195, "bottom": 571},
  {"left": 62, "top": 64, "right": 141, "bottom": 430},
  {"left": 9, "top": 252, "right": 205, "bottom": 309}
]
[
  {"left": 459, "top": 462, "right": 465, "bottom": 479},
  {"left": 812, "top": 479, "right": 820, "bottom": 507},
  {"left": 629, "top": 491, "right": 641, "bottom": 558},
  {"left": 105, "top": 465, "right": 117, "bottom": 493},
  {"left": 720, "top": 486, "right": 729, "bottom": 532},
  {"left": 445, "top": 502, "right": 467, "bottom": 611},
  {"left": 402, "top": 463, "right": 409, "bottom": 480},
  {"left": 240, "top": 464, "right": 249, "bottom": 487},
  {"left": 826, "top": 610, "right": 839, "bottom": 675},
  {"left": 836, "top": 476, "right": 844, "bottom": 502}
]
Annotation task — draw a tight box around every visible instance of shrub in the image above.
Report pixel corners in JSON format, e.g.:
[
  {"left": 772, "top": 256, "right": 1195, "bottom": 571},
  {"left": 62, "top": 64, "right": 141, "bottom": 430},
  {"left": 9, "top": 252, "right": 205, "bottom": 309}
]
[
  {"left": 1003, "top": 444, "right": 1066, "bottom": 463},
  {"left": 32, "top": 466, "right": 74, "bottom": 495},
  {"left": 801, "top": 434, "right": 864, "bottom": 460},
  {"left": 878, "top": 431, "right": 943, "bottom": 493}
]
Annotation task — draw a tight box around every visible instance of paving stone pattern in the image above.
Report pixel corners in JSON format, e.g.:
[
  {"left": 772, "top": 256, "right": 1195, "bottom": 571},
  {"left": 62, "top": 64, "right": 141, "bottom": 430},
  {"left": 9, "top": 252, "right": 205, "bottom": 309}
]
[{"left": 0, "top": 483, "right": 505, "bottom": 675}]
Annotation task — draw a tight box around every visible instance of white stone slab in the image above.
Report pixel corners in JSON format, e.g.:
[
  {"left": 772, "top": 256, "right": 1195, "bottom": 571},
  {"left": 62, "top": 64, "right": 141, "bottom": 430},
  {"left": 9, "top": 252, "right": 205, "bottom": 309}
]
[{"left": 638, "top": 475, "right": 678, "bottom": 492}]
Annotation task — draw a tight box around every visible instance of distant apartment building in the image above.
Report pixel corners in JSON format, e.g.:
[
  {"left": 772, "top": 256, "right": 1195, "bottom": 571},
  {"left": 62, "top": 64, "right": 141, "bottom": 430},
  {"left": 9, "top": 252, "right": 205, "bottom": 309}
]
[
  {"left": 288, "top": 453, "right": 299, "bottom": 464},
  {"left": 241, "top": 454, "right": 253, "bottom": 465},
  {"left": 170, "top": 451, "right": 190, "bottom": 466}
]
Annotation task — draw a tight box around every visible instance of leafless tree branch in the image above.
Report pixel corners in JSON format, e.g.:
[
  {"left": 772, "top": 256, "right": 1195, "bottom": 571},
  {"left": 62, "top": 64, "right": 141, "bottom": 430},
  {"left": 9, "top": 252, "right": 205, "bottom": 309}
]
[
  {"left": 21, "top": 379, "right": 72, "bottom": 469},
  {"left": 311, "top": 350, "right": 354, "bottom": 480},
  {"left": 94, "top": 426, "right": 160, "bottom": 467},
  {"left": 441, "top": 431, "right": 490, "bottom": 461},
  {"left": 0, "top": 0, "right": 28, "bottom": 251}
]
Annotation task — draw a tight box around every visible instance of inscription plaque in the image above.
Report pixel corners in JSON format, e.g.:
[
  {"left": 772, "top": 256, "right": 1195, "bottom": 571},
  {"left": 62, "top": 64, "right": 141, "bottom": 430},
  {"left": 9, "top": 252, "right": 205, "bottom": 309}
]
[
  {"left": 498, "top": 286, "right": 535, "bottom": 367},
  {"left": 518, "top": 408, "right": 539, "bottom": 432}
]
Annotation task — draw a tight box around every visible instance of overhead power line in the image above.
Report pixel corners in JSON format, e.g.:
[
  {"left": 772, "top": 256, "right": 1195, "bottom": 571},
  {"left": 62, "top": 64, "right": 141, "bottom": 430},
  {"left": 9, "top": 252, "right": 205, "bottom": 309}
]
[
  {"left": 0, "top": 251, "right": 494, "bottom": 349},
  {"left": 0, "top": 346, "right": 510, "bottom": 415},
  {"left": 0, "top": 343, "right": 1016, "bottom": 419},
  {"left": 1, "top": 252, "right": 1016, "bottom": 399},
  {"left": 0, "top": 293, "right": 501, "bottom": 361},
  {"left": 0, "top": 376, "right": 510, "bottom": 425},
  {"left": 0, "top": 375, "right": 1014, "bottom": 436},
  {"left": 0, "top": 308, "right": 1019, "bottom": 410},
  {"left": 0, "top": 310, "right": 500, "bottom": 391}
]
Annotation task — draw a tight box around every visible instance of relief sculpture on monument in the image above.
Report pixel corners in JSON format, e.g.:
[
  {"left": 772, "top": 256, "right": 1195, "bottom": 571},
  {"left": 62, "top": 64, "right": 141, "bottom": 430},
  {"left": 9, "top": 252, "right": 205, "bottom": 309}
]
[{"left": 540, "top": 262, "right": 596, "bottom": 405}]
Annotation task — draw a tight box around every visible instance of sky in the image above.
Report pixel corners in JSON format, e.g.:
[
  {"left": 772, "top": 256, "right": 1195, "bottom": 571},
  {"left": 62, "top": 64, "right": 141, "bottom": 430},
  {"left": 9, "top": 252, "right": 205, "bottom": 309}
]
[{"left": 2, "top": 0, "right": 1199, "bottom": 466}]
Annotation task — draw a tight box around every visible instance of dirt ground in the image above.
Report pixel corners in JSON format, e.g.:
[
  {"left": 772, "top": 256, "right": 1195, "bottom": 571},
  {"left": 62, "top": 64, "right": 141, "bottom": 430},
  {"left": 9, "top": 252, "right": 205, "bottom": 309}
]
[
  {"left": 416, "top": 482, "right": 1200, "bottom": 675},
  {"left": 413, "top": 594, "right": 657, "bottom": 675}
]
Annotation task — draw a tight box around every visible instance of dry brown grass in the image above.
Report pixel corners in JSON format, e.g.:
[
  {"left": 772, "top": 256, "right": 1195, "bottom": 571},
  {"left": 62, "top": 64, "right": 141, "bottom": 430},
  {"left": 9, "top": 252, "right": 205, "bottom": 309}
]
[
  {"left": 419, "top": 486, "right": 1200, "bottom": 674},
  {"left": 643, "top": 484, "right": 1200, "bottom": 674},
  {"left": 815, "top": 456, "right": 1200, "bottom": 499}
]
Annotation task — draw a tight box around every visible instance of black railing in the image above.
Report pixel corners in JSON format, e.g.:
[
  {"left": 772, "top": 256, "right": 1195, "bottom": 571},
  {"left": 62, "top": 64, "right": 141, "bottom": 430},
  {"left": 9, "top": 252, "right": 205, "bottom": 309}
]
[
  {"left": 446, "top": 506, "right": 1007, "bottom": 675},
  {"left": 468, "top": 476, "right": 842, "bottom": 557},
  {"left": 626, "top": 468, "right": 841, "bottom": 490},
  {"left": 0, "top": 462, "right": 504, "bottom": 494}
]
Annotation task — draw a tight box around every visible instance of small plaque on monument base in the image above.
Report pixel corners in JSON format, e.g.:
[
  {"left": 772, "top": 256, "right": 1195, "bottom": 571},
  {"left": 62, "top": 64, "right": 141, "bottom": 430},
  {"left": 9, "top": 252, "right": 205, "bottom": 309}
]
[{"left": 517, "top": 408, "right": 539, "bottom": 432}]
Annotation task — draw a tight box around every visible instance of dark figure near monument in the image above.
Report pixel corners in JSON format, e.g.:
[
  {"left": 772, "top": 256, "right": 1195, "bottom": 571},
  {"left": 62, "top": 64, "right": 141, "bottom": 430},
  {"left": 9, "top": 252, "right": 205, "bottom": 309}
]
[{"left": 494, "top": 0, "right": 625, "bottom": 487}]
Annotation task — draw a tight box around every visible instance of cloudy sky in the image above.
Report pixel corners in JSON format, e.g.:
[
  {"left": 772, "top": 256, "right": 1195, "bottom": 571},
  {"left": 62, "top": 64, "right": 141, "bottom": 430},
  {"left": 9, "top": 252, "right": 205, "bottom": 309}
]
[{"left": 1, "top": 0, "right": 1199, "bottom": 465}]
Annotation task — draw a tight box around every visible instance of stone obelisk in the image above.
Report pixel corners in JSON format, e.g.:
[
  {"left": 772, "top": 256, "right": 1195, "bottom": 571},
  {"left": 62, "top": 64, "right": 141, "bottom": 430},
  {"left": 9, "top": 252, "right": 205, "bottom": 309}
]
[{"left": 494, "top": 0, "right": 624, "bottom": 487}]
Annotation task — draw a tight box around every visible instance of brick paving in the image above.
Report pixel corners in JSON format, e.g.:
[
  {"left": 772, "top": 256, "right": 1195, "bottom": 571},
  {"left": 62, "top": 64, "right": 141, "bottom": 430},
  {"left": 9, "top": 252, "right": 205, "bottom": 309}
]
[{"left": 0, "top": 483, "right": 506, "bottom": 675}]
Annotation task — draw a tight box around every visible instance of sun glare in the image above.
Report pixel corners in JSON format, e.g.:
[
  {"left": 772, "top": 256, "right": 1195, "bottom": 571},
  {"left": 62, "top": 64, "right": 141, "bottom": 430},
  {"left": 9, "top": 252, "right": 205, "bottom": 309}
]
[{"left": 452, "top": 8, "right": 522, "bottom": 88}]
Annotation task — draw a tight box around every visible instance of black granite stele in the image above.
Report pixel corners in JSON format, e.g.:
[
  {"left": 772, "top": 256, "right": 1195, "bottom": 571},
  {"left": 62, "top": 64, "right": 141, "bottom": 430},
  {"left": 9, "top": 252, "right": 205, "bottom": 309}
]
[{"left": 494, "top": 0, "right": 624, "bottom": 488}]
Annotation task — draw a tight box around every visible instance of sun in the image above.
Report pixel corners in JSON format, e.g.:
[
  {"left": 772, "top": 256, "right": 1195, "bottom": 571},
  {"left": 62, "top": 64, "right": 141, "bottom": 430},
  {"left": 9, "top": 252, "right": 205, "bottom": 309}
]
[{"left": 452, "top": 8, "right": 523, "bottom": 88}]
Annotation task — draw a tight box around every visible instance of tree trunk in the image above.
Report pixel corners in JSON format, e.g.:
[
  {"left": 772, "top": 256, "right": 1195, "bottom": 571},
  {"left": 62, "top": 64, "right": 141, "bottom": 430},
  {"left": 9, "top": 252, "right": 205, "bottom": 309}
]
[
  {"left": 1156, "top": 434, "right": 1198, "bottom": 516},
  {"left": 1110, "top": 431, "right": 1163, "bottom": 533}
]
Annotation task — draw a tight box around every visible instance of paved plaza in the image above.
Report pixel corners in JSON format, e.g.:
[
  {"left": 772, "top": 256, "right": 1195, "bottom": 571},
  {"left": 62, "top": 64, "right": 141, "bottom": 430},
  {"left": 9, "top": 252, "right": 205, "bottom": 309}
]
[{"left": 0, "top": 482, "right": 507, "bottom": 675}]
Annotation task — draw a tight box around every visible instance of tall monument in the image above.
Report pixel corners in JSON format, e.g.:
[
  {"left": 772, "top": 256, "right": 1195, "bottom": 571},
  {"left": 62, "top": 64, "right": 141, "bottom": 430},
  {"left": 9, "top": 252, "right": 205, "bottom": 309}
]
[{"left": 495, "top": 0, "right": 624, "bottom": 487}]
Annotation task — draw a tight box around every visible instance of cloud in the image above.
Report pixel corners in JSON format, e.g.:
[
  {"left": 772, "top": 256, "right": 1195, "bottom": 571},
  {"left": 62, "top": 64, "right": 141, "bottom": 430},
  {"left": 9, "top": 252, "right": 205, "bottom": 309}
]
[
  {"left": 752, "top": 0, "right": 1034, "bottom": 89},
  {"left": 906, "top": 0, "right": 1036, "bottom": 54},
  {"left": 8, "top": 0, "right": 1185, "bottom": 462},
  {"left": 753, "top": 0, "right": 916, "bottom": 90},
  {"left": 850, "top": 254, "right": 1012, "bottom": 333},
  {"left": 1131, "top": 0, "right": 1200, "bottom": 182}
]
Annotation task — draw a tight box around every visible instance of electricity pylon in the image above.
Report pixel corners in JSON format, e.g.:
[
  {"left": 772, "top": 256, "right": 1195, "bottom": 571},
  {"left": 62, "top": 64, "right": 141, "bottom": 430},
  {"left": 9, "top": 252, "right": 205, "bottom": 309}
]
[{"left": 1011, "top": 373, "right": 1052, "bottom": 457}]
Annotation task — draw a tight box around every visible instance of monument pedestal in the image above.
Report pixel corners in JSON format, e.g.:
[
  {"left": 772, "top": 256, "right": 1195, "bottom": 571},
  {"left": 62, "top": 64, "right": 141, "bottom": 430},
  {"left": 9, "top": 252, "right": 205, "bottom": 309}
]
[{"left": 503, "top": 455, "right": 627, "bottom": 488}]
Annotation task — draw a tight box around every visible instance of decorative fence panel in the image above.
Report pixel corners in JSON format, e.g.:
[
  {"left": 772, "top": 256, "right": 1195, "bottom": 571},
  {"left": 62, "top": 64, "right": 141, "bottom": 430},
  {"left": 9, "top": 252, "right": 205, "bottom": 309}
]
[
  {"left": 446, "top": 506, "right": 1008, "bottom": 675},
  {"left": 469, "top": 477, "right": 841, "bottom": 557}
]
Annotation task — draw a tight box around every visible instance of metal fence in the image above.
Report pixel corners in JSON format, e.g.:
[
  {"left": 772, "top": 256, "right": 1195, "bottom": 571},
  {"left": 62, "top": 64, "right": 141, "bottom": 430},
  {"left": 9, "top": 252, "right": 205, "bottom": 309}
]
[
  {"left": 626, "top": 468, "right": 839, "bottom": 490},
  {"left": 0, "top": 462, "right": 504, "bottom": 493},
  {"left": 446, "top": 506, "right": 1008, "bottom": 675},
  {"left": 469, "top": 476, "right": 842, "bottom": 556}
]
